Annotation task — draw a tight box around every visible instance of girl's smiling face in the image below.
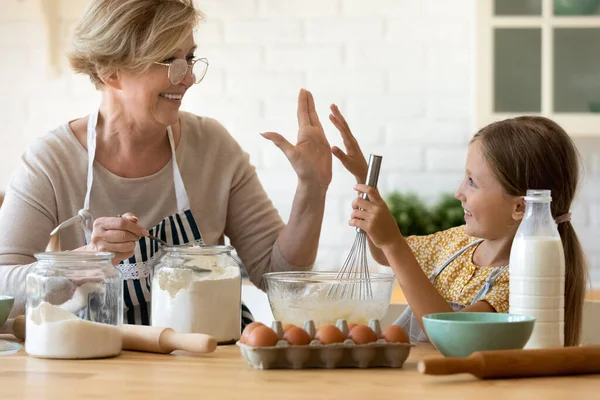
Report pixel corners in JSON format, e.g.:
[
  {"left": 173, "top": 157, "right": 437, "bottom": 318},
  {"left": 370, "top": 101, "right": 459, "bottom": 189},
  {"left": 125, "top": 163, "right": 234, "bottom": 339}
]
[{"left": 455, "top": 140, "right": 523, "bottom": 239}]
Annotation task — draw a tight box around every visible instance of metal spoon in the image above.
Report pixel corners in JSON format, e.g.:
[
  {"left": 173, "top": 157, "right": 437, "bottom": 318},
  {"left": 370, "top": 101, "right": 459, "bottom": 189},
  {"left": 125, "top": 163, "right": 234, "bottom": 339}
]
[
  {"left": 115, "top": 214, "right": 169, "bottom": 246},
  {"left": 147, "top": 234, "right": 169, "bottom": 247}
]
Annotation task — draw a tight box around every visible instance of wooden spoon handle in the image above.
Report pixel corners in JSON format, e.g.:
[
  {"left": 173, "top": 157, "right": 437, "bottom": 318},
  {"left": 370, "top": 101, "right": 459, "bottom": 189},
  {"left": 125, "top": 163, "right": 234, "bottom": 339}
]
[
  {"left": 159, "top": 330, "right": 217, "bottom": 354},
  {"left": 418, "top": 356, "right": 482, "bottom": 377}
]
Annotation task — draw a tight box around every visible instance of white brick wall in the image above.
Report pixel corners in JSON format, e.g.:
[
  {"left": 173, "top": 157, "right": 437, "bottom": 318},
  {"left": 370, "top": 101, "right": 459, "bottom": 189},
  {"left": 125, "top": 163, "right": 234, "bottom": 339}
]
[
  {"left": 261, "top": 0, "right": 339, "bottom": 17},
  {"left": 1, "top": 0, "right": 599, "bottom": 287},
  {"left": 426, "top": 148, "right": 468, "bottom": 172}
]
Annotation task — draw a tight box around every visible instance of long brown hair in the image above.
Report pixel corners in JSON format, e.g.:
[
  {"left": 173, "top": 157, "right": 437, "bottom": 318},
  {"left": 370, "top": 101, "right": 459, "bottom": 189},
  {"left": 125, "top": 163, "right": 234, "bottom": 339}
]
[{"left": 473, "top": 116, "right": 588, "bottom": 346}]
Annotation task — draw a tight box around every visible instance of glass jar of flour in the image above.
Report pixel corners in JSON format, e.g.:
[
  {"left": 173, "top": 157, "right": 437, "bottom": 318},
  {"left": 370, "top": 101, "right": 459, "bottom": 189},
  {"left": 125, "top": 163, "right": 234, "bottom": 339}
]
[
  {"left": 25, "top": 252, "right": 123, "bottom": 359},
  {"left": 151, "top": 245, "right": 242, "bottom": 344}
]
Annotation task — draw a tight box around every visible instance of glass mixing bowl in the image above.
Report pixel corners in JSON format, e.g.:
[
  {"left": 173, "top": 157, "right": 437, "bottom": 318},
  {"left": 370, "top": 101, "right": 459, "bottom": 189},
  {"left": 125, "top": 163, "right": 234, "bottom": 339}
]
[{"left": 263, "top": 271, "right": 395, "bottom": 328}]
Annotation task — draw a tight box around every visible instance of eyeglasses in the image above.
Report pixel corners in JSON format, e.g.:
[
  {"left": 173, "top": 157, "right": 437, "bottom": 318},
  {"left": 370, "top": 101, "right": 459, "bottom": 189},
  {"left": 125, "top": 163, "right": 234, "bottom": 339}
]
[{"left": 154, "top": 57, "right": 209, "bottom": 85}]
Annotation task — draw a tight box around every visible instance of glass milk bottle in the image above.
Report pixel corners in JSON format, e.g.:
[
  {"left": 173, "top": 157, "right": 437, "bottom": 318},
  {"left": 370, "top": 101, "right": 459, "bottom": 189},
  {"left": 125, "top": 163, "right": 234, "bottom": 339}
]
[
  {"left": 151, "top": 245, "right": 242, "bottom": 344},
  {"left": 509, "top": 189, "right": 565, "bottom": 349}
]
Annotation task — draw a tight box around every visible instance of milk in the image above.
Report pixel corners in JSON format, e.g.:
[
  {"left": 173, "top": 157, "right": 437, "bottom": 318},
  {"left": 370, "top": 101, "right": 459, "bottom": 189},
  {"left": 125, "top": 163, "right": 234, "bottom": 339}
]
[
  {"left": 509, "top": 190, "right": 565, "bottom": 349},
  {"left": 509, "top": 238, "right": 565, "bottom": 279}
]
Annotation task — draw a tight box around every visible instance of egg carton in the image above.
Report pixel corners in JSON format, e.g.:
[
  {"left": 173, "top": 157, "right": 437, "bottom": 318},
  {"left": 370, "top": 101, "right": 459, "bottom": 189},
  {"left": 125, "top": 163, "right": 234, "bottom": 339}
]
[{"left": 237, "top": 319, "right": 413, "bottom": 369}]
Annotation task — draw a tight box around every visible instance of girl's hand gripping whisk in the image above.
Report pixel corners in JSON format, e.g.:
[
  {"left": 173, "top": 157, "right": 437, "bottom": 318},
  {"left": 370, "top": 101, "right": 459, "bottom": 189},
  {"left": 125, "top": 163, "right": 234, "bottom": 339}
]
[
  {"left": 349, "top": 183, "right": 403, "bottom": 251},
  {"left": 327, "top": 154, "right": 383, "bottom": 300}
]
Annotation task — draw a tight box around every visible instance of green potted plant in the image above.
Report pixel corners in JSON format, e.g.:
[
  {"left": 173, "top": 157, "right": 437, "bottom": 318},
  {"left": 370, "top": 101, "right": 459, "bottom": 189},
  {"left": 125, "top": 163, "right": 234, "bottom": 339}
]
[{"left": 385, "top": 192, "right": 464, "bottom": 237}]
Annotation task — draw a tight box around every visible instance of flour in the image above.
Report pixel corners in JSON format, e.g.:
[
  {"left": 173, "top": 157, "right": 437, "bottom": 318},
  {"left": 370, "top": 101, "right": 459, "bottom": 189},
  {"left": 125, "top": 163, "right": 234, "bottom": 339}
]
[
  {"left": 25, "top": 302, "right": 122, "bottom": 359},
  {"left": 271, "top": 286, "right": 388, "bottom": 328},
  {"left": 271, "top": 298, "right": 387, "bottom": 328},
  {"left": 151, "top": 264, "right": 241, "bottom": 343}
]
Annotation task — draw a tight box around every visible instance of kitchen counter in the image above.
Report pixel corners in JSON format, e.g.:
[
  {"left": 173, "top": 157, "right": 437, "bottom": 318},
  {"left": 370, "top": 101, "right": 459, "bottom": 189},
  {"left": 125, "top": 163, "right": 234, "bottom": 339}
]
[
  {"left": 391, "top": 280, "right": 600, "bottom": 302},
  {"left": 241, "top": 277, "right": 600, "bottom": 304},
  {"left": 1, "top": 338, "right": 599, "bottom": 399},
  {"left": 241, "top": 279, "right": 599, "bottom": 345}
]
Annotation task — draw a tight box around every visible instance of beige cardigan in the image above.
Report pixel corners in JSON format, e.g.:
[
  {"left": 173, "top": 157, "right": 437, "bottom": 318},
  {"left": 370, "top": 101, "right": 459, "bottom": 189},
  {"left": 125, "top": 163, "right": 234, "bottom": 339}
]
[{"left": 0, "top": 111, "right": 300, "bottom": 326}]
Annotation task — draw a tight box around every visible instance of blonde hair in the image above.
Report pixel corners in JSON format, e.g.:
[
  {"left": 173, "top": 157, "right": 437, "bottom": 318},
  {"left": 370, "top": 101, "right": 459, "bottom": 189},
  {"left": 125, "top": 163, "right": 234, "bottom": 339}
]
[
  {"left": 68, "top": 0, "right": 203, "bottom": 89},
  {"left": 472, "top": 116, "right": 588, "bottom": 346}
]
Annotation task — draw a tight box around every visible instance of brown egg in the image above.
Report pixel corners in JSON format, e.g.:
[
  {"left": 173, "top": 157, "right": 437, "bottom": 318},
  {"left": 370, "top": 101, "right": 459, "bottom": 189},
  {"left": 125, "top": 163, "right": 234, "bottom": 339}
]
[
  {"left": 283, "top": 326, "right": 311, "bottom": 346},
  {"left": 282, "top": 323, "right": 297, "bottom": 332},
  {"left": 315, "top": 325, "right": 345, "bottom": 344},
  {"left": 240, "top": 322, "right": 265, "bottom": 344},
  {"left": 347, "top": 323, "right": 358, "bottom": 333},
  {"left": 246, "top": 325, "right": 279, "bottom": 347},
  {"left": 381, "top": 325, "right": 410, "bottom": 344},
  {"left": 348, "top": 325, "right": 378, "bottom": 344}
]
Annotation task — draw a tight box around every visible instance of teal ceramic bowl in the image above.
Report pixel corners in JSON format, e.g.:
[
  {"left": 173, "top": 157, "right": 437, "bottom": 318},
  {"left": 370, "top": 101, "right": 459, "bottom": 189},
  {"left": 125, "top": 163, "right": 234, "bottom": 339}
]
[
  {"left": 422, "top": 312, "right": 535, "bottom": 358},
  {"left": 0, "top": 296, "right": 14, "bottom": 327}
]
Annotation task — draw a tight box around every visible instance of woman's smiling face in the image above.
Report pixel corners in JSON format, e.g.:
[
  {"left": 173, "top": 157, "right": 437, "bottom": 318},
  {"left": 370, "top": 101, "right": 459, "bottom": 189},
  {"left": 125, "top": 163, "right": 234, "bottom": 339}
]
[{"left": 115, "top": 33, "right": 196, "bottom": 128}]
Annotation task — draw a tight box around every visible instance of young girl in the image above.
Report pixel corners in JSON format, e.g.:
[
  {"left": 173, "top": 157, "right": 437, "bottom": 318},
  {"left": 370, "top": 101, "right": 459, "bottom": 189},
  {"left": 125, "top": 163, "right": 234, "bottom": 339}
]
[{"left": 328, "top": 105, "right": 587, "bottom": 346}]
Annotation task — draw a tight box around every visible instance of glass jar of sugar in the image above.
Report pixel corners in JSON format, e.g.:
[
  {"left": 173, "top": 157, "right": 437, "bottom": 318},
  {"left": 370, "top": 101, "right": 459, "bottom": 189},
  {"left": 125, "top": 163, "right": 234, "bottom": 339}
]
[
  {"left": 151, "top": 245, "right": 242, "bottom": 344},
  {"left": 25, "top": 252, "right": 123, "bottom": 359}
]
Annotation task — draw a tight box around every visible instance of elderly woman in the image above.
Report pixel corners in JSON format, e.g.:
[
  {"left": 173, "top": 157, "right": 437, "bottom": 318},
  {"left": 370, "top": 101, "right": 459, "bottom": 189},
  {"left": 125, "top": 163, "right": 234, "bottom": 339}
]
[{"left": 0, "top": 0, "right": 331, "bottom": 327}]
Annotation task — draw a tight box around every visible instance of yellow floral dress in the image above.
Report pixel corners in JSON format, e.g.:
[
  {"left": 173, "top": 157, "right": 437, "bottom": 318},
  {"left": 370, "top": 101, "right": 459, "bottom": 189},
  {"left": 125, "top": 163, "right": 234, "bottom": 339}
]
[{"left": 405, "top": 225, "right": 509, "bottom": 313}]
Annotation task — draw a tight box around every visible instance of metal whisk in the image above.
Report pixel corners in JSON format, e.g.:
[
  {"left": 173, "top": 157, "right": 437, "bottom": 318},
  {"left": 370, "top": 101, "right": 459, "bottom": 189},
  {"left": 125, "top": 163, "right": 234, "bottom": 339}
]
[{"left": 327, "top": 154, "right": 383, "bottom": 300}]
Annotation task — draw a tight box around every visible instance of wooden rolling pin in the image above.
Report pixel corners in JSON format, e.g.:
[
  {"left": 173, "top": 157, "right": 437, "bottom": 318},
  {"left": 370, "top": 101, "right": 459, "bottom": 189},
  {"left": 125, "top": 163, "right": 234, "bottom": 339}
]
[
  {"left": 12, "top": 315, "right": 217, "bottom": 355},
  {"left": 418, "top": 345, "right": 600, "bottom": 379},
  {"left": 122, "top": 325, "right": 217, "bottom": 355}
]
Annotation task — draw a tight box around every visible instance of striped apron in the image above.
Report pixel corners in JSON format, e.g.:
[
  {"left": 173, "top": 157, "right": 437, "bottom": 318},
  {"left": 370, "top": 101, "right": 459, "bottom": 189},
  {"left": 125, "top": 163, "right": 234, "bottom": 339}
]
[
  {"left": 72, "top": 106, "right": 254, "bottom": 328},
  {"left": 394, "top": 239, "right": 508, "bottom": 342}
]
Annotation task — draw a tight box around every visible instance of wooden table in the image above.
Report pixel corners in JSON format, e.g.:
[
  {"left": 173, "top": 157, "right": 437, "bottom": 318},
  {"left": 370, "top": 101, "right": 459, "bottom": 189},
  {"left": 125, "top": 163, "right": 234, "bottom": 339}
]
[
  {"left": 391, "top": 281, "right": 600, "bottom": 303},
  {"left": 1, "top": 338, "right": 599, "bottom": 400}
]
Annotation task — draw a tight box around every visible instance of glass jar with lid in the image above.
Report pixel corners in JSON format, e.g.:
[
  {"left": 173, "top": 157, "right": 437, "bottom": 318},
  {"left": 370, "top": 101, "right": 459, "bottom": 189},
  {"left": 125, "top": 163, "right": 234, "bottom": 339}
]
[
  {"left": 151, "top": 245, "right": 242, "bottom": 344},
  {"left": 25, "top": 251, "right": 123, "bottom": 359}
]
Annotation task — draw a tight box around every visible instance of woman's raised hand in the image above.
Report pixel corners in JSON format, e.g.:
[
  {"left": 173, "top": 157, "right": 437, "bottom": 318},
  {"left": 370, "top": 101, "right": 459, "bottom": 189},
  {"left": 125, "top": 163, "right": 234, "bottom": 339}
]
[{"left": 261, "top": 89, "right": 332, "bottom": 190}]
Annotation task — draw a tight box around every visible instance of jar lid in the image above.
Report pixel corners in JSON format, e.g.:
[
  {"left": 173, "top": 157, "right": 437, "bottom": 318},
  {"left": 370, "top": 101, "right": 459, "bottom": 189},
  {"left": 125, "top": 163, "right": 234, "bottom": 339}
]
[
  {"left": 34, "top": 251, "right": 115, "bottom": 262},
  {"left": 162, "top": 245, "right": 234, "bottom": 255}
]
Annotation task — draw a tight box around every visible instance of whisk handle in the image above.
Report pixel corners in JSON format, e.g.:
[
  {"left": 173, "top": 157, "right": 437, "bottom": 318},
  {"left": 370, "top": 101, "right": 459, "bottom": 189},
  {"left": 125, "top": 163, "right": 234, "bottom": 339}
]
[
  {"left": 356, "top": 154, "right": 383, "bottom": 234},
  {"left": 361, "top": 154, "right": 383, "bottom": 201}
]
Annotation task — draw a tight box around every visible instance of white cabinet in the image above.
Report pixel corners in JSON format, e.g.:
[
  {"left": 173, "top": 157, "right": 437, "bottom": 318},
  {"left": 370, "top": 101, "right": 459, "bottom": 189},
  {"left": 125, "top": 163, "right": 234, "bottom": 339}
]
[{"left": 475, "top": 0, "right": 600, "bottom": 135}]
